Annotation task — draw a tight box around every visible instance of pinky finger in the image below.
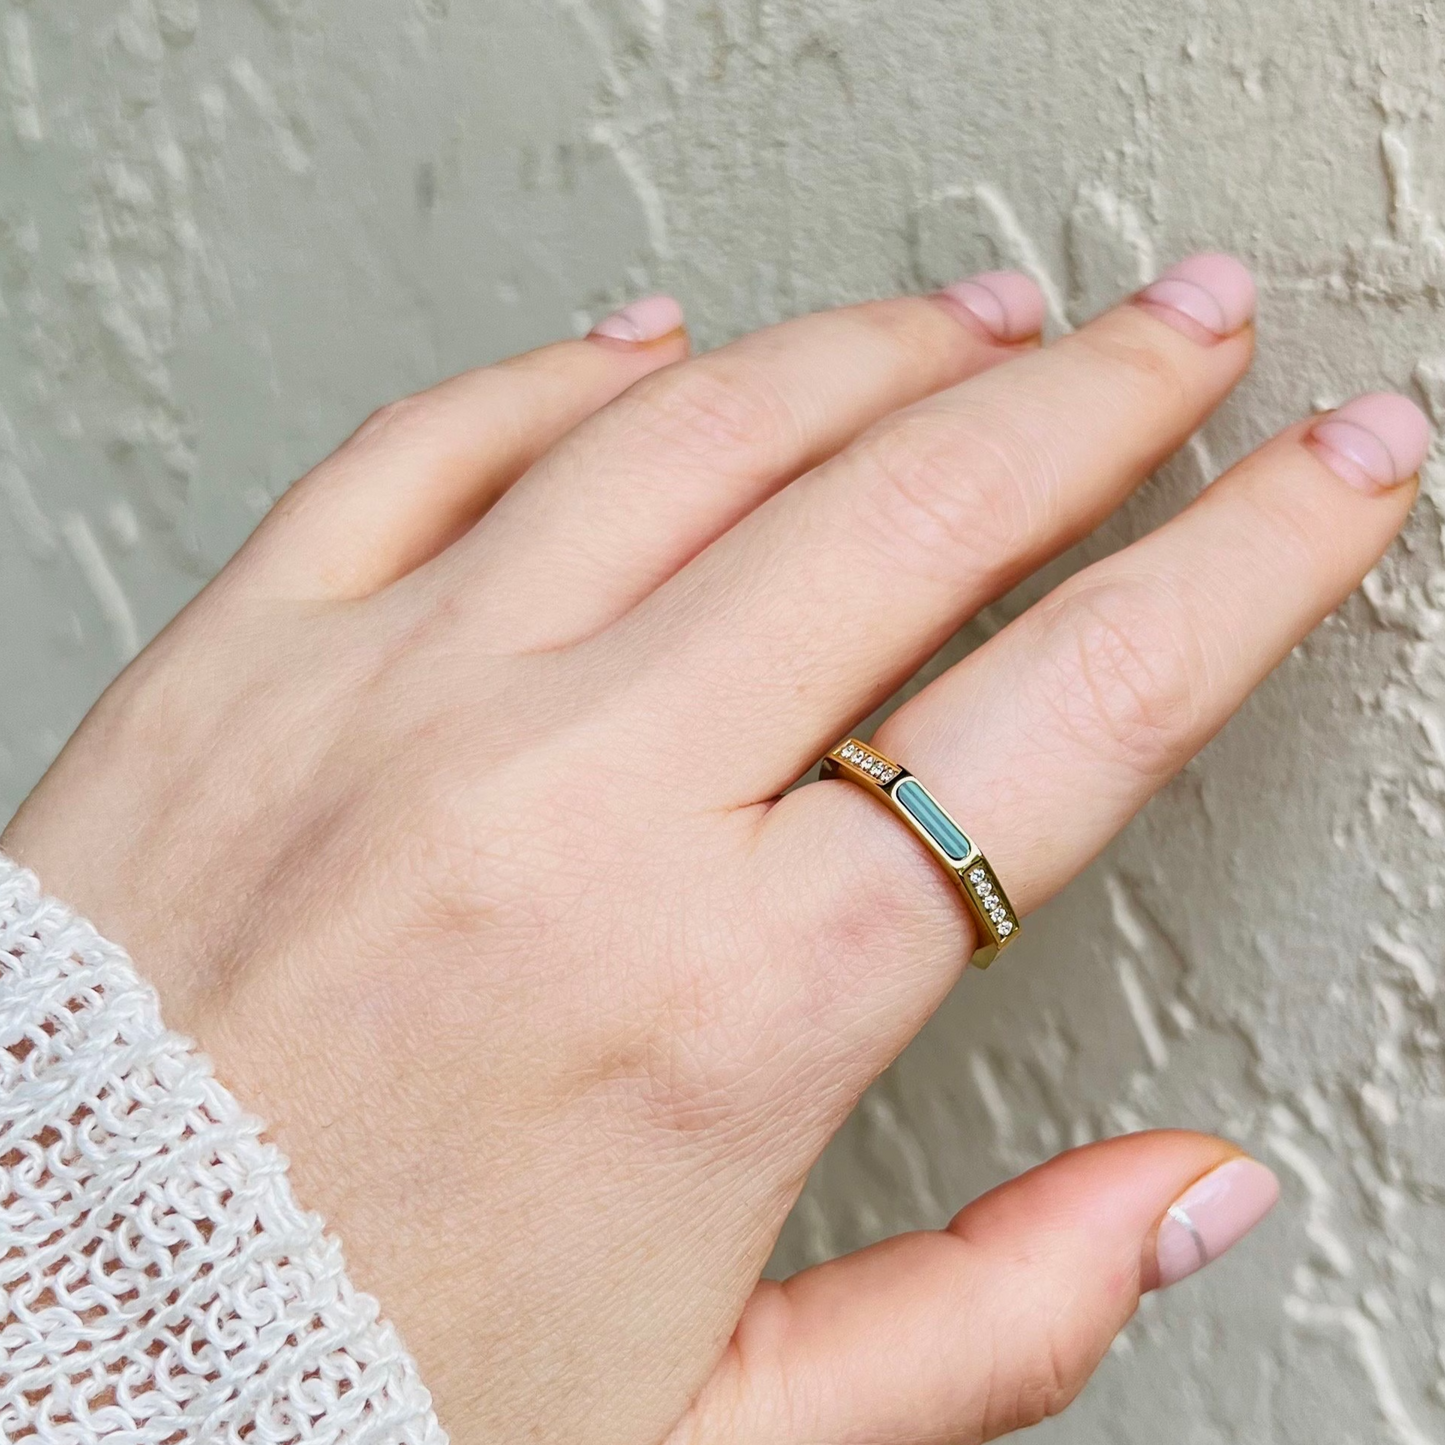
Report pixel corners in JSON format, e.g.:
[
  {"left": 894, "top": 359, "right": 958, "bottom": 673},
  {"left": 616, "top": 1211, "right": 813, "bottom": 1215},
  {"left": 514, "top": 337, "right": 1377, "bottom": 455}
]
[
  {"left": 671, "top": 1133, "right": 1277, "bottom": 1445},
  {"left": 232, "top": 297, "right": 688, "bottom": 601}
]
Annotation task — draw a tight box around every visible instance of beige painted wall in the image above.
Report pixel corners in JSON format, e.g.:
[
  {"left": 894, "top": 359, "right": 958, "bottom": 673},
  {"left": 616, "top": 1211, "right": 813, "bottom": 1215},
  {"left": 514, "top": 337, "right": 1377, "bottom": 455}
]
[{"left": 4, "top": 3, "right": 1445, "bottom": 1439}]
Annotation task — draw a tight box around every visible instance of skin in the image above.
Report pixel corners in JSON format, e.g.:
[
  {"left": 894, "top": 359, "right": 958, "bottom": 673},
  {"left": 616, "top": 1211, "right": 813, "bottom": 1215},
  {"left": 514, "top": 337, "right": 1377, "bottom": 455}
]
[{"left": 2, "top": 271, "right": 1417, "bottom": 1445}]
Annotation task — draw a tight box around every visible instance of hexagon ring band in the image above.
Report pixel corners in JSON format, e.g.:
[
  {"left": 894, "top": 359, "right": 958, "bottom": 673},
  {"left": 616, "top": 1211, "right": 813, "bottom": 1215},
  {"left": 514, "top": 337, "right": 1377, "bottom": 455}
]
[{"left": 819, "top": 738, "right": 1021, "bottom": 969}]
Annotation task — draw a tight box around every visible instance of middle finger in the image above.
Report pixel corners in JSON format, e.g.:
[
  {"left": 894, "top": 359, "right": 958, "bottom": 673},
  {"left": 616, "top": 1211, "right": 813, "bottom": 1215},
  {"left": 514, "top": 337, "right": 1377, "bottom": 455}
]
[{"left": 617, "top": 255, "right": 1257, "bottom": 803}]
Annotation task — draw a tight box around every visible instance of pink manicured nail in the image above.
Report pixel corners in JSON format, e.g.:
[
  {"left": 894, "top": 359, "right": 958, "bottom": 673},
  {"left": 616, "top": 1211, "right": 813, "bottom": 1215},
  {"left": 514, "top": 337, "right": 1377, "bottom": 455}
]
[
  {"left": 1306, "top": 392, "right": 1432, "bottom": 493},
  {"left": 1135, "top": 253, "right": 1256, "bottom": 340},
  {"left": 937, "top": 271, "right": 1046, "bottom": 344},
  {"left": 1155, "top": 1156, "right": 1279, "bottom": 1289},
  {"left": 590, "top": 295, "right": 686, "bottom": 344}
]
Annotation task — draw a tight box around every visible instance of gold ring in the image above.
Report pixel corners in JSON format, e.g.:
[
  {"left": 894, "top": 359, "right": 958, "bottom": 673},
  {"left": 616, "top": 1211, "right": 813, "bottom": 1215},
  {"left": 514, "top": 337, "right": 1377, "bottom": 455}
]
[{"left": 820, "top": 737, "right": 1020, "bottom": 969}]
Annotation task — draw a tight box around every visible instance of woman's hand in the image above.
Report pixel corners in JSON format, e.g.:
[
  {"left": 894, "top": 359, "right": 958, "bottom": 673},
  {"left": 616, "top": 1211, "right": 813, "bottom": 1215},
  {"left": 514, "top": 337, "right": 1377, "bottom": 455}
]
[{"left": 3, "top": 258, "right": 1427, "bottom": 1445}]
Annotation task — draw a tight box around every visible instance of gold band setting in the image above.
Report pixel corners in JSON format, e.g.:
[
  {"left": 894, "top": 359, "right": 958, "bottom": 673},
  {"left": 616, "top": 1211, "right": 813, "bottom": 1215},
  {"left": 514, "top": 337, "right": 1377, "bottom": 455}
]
[{"left": 820, "top": 737, "right": 1020, "bottom": 969}]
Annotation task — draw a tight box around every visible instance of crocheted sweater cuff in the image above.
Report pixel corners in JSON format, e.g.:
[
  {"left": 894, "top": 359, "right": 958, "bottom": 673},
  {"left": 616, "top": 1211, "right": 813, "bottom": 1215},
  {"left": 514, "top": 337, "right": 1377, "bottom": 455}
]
[{"left": 0, "top": 854, "right": 445, "bottom": 1444}]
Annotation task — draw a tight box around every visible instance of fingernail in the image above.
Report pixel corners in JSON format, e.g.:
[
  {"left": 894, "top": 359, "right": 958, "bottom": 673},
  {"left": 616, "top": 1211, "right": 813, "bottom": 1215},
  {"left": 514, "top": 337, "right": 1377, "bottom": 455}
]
[
  {"left": 1306, "top": 392, "right": 1432, "bottom": 493},
  {"left": 1155, "top": 1156, "right": 1279, "bottom": 1289},
  {"left": 936, "top": 270, "right": 1046, "bottom": 344},
  {"left": 1135, "top": 253, "right": 1256, "bottom": 340},
  {"left": 590, "top": 294, "right": 686, "bottom": 344}
]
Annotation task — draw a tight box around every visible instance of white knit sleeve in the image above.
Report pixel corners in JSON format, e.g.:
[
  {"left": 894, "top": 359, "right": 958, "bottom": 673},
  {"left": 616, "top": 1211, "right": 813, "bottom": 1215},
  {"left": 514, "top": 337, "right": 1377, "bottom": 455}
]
[{"left": 0, "top": 854, "right": 446, "bottom": 1444}]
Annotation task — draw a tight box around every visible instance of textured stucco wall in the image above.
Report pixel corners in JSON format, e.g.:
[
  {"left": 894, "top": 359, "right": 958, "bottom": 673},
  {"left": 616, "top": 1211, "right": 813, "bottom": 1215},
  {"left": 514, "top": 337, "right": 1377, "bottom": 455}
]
[{"left": 5, "top": 2, "right": 1445, "bottom": 1440}]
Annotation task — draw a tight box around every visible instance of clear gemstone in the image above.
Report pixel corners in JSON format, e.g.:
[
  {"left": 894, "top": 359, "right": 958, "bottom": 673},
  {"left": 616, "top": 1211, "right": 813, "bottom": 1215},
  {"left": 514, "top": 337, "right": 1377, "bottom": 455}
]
[{"left": 999, "top": 921, "right": 1013, "bottom": 936}]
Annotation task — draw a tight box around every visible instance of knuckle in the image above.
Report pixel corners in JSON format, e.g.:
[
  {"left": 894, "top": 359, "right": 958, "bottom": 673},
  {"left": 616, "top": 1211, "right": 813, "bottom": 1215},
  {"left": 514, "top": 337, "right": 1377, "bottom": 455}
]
[
  {"left": 1040, "top": 578, "right": 1202, "bottom": 780},
  {"left": 851, "top": 406, "right": 1035, "bottom": 578},
  {"left": 843, "top": 296, "right": 954, "bottom": 362},
  {"left": 992, "top": 1325, "right": 1091, "bottom": 1434},
  {"left": 350, "top": 392, "right": 433, "bottom": 448},
  {"left": 1071, "top": 322, "right": 1193, "bottom": 415},
  {"left": 630, "top": 973, "right": 788, "bottom": 1141},
  {"left": 967, "top": 1242, "right": 1113, "bottom": 1438},
  {"left": 623, "top": 359, "right": 802, "bottom": 465},
  {"left": 795, "top": 780, "right": 970, "bottom": 990}
]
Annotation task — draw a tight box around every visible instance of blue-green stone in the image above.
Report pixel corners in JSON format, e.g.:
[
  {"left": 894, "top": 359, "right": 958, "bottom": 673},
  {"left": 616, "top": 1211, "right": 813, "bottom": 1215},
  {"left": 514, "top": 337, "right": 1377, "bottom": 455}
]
[{"left": 895, "top": 778, "right": 972, "bottom": 861}]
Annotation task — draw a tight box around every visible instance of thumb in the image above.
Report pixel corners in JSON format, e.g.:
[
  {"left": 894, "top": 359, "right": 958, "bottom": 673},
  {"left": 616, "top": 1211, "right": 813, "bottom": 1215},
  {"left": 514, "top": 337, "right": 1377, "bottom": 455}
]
[{"left": 673, "top": 1131, "right": 1279, "bottom": 1445}]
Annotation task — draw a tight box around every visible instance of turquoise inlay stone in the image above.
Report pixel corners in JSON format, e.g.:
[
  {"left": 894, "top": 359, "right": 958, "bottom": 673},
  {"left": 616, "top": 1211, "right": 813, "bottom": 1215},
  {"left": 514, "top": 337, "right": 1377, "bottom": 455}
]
[{"left": 895, "top": 778, "right": 972, "bottom": 861}]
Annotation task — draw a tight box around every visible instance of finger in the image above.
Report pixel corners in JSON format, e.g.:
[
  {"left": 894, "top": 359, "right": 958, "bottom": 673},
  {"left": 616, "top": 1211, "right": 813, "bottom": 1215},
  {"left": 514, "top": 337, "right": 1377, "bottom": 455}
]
[
  {"left": 764, "top": 391, "right": 1427, "bottom": 1037},
  {"left": 232, "top": 296, "right": 689, "bottom": 601},
  {"left": 446, "top": 273, "right": 1046, "bottom": 648},
  {"left": 621, "top": 255, "right": 1257, "bottom": 800},
  {"left": 674, "top": 1134, "right": 1278, "bottom": 1445}
]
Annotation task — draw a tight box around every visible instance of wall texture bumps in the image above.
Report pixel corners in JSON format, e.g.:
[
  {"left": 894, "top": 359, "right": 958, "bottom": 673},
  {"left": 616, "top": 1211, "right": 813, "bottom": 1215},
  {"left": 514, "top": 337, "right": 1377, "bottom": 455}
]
[{"left": 4, "top": 2, "right": 1445, "bottom": 1440}]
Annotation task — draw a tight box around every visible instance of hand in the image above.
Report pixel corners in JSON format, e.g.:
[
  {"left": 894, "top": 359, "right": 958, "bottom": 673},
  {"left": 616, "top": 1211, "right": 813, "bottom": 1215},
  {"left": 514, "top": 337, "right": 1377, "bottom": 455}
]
[{"left": 4, "top": 259, "right": 1426, "bottom": 1445}]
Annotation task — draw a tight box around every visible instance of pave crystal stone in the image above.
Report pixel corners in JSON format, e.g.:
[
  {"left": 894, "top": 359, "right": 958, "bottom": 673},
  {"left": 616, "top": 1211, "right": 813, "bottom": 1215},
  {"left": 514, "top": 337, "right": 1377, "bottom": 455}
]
[
  {"left": 895, "top": 778, "right": 972, "bottom": 861},
  {"left": 969, "top": 867, "right": 987, "bottom": 884},
  {"left": 999, "top": 921, "right": 1013, "bottom": 936}
]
